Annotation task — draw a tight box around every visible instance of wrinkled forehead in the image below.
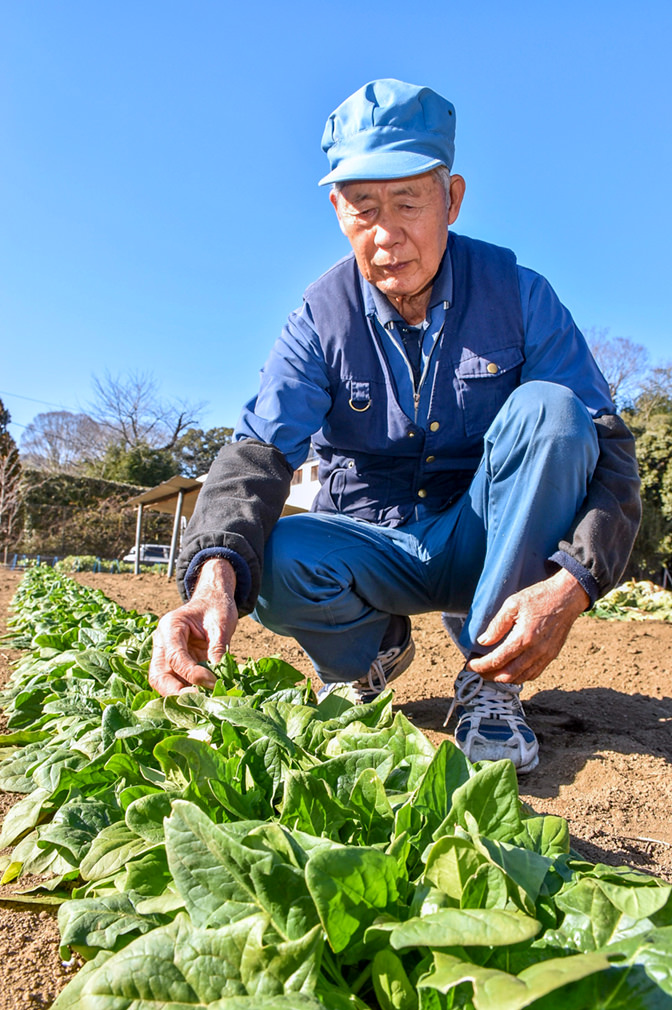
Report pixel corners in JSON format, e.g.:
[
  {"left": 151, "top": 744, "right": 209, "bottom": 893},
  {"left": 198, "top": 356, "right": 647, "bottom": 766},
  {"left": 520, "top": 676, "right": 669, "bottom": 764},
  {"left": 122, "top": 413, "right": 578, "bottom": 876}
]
[{"left": 336, "top": 172, "right": 441, "bottom": 205}]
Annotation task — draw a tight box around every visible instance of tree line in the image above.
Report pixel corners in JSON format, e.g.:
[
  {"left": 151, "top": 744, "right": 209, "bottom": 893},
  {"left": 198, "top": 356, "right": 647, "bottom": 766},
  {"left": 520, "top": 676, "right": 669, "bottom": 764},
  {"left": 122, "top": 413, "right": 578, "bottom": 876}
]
[
  {"left": 1, "top": 348, "right": 671, "bottom": 580},
  {"left": 17, "top": 370, "right": 233, "bottom": 485},
  {"left": 0, "top": 372, "right": 232, "bottom": 562}
]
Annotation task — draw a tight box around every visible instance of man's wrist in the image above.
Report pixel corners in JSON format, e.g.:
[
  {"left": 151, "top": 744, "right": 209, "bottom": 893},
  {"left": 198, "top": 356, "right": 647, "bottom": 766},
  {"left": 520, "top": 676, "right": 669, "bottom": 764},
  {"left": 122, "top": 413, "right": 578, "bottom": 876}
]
[
  {"left": 550, "top": 567, "right": 590, "bottom": 613},
  {"left": 182, "top": 547, "right": 251, "bottom": 605},
  {"left": 548, "top": 550, "right": 600, "bottom": 606},
  {"left": 191, "top": 556, "right": 237, "bottom": 599}
]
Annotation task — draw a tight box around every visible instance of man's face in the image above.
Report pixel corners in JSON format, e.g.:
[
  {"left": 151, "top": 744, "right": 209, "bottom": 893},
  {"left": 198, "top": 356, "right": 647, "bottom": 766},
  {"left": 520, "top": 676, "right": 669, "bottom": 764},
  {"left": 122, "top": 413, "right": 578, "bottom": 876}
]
[{"left": 330, "top": 171, "right": 465, "bottom": 306}]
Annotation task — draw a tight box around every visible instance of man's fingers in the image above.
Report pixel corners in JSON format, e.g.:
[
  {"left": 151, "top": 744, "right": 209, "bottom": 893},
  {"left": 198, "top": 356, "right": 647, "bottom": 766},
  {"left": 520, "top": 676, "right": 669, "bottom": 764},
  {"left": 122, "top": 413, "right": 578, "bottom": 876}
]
[
  {"left": 470, "top": 619, "right": 568, "bottom": 684},
  {"left": 492, "top": 651, "right": 540, "bottom": 683},
  {"left": 468, "top": 636, "right": 525, "bottom": 677},
  {"left": 150, "top": 619, "right": 211, "bottom": 693},
  {"left": 476, "top": 600, "right": 517, "bottom": 647},
  {"left": 159, "top": 640, "right": 217, "bottom": 688},
  {"left": 182, "top": 662, "right": 217, "bottom": 689},
  {"left": 207, "top": 642, "right": 228, "bottom": 666},
  {"left": 470, "top": 645, "right": 538, "bottom": 684},
  {"left": 203, "top": 611, "right": 235, "bottom": 667},
  {"left": 149, "top": 645, "right": 217, "bottom": 691},
  {"left": 148, "top": 665, "right": 191, "bottom": 696}
]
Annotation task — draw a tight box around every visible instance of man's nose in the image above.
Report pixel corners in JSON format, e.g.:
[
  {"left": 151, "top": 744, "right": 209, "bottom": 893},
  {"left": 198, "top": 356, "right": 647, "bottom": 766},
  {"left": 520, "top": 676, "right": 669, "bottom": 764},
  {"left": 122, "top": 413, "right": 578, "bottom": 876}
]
[{"left": 374, "top": 216, "right": 403, "bottom": 247}]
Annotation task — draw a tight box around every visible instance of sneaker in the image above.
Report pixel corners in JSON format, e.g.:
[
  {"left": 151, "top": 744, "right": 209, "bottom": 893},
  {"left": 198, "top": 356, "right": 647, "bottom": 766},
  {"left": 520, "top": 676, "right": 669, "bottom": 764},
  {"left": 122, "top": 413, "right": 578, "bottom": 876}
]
[
  {"left": 318, "top": 616, "right": 415, "bottom": 704},
  {"left": 444, "top": 668, "right": 539, "bottom": 773}
]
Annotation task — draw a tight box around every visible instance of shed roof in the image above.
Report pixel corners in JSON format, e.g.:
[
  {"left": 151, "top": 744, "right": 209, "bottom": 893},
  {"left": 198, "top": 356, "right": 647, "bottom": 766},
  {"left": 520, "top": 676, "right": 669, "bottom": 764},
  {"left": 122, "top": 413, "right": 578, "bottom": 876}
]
[
  {"left": 125, "top": 475, "right": 206, "bottom": 519},
  {"left": 125, "top": 473, "right": 309, "bottom": 519}
]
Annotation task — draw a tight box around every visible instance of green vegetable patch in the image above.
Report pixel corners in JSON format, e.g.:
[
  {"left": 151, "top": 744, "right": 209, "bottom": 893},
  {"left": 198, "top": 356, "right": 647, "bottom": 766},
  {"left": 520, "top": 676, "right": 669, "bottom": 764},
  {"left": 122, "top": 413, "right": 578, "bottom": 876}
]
[
  {"left": 1, "top": 566, "right": 671, "bottom": 1009},
  {"left": 587, "top": 579, "right": 672, "bottom": 622}
]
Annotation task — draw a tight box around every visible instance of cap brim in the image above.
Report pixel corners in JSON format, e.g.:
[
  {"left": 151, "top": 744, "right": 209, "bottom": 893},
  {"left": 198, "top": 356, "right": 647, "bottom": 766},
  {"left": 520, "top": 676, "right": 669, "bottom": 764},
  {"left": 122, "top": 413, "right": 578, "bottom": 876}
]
[{"left": 318, "top": 152, "right": 445, "bottom": 187}]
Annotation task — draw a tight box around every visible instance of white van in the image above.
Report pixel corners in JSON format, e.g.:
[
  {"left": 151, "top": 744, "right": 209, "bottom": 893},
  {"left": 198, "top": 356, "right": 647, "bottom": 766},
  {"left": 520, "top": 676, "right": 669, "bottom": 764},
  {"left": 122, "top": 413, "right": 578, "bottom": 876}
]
[{"left": 123, "top": 544, "right": 171, "bottom": 565}]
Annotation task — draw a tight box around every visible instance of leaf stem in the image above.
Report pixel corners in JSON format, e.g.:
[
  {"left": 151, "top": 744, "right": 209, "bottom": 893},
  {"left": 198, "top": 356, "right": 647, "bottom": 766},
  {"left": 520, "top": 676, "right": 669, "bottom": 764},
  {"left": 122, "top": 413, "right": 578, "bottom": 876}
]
[{"left": 349, "top": 960, "right": 372, "bottom": 995}]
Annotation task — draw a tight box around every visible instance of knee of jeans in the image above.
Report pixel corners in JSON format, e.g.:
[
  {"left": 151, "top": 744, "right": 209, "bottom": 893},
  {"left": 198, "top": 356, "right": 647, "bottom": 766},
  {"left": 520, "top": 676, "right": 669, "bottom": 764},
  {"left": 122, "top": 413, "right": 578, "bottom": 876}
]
[{"left": 495, "top": 381, "right": 595, "bottom": 441}]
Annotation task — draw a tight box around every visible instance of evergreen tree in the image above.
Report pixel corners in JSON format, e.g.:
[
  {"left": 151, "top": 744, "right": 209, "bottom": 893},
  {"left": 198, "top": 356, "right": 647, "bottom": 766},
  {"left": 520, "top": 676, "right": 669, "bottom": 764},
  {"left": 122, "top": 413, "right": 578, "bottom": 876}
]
[
  {"left": 172, "top": 426, "right": 234, "bottom": 477},
  {"left": 0, "top": 400, "right": 23, "bottom": 561},
  {"left": 624, "top": 387, "right": 672, "bottom": 580}
]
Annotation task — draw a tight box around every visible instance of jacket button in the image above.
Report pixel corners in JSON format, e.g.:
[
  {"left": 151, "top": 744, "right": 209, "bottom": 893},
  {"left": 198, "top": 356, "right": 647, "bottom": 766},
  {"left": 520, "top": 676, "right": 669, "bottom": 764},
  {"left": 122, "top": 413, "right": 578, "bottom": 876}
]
[
  {"left": 487, "top": 362, "right": 499, "bottom": 374},
  {"left": 408, "top": 431, "right": 415, "bottom": 438},
  {"left": 429, "top": 421, "right": 440, "bottom": 432},
  {"left": 425, "top": 455, "right": 435, "bottom": 463},
  {"left": 417, "top": 488, "right": 427, "bottom": 498}
]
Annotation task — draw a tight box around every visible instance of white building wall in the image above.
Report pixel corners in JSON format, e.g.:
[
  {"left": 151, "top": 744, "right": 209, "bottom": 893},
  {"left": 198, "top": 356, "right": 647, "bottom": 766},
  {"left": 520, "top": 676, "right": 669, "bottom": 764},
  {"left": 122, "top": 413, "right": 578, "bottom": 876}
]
[{"left": 285, "top": 457, "right": 321, "bottom": 512}]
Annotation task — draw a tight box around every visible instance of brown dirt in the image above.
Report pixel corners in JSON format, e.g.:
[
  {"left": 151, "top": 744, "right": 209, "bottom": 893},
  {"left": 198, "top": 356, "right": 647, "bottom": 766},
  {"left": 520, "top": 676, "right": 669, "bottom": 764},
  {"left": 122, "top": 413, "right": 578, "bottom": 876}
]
[{"left": 0, "top": 567, "right": 671, "bottom": 1007}]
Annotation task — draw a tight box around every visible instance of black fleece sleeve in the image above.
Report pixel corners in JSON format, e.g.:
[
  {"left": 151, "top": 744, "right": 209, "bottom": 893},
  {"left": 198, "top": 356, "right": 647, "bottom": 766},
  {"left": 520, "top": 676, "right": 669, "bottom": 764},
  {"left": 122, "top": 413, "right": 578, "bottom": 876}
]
[
  {"left": 550, "top": 413, "right": 641, "bottom": 600},
  {"left": 175, "top": 438, "right": 293, "bottom": 615}
]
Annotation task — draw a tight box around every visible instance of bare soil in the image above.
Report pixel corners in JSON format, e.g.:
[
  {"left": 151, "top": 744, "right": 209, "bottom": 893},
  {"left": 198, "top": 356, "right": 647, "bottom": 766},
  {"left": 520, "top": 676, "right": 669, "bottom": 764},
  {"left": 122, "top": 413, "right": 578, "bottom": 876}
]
[{"left": 0, "top": 568, "right": 671, "bottom": 1008}]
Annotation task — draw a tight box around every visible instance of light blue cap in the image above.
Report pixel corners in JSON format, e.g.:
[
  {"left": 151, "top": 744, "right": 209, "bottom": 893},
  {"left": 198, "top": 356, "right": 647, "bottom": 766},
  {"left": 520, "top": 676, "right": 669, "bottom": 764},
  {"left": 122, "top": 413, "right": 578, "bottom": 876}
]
[{"left": 319, "top": 78, "right": 455, "bottom": 187}]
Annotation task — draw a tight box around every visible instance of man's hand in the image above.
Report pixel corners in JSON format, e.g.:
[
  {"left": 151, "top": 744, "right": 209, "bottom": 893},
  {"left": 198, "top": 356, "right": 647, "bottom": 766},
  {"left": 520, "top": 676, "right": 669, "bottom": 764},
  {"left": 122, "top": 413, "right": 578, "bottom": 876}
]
[
  {"left": 148, "top": 558, "right": 238, "bottom": 696},
  {"left": 467, "top": 569, "right": 590, "bottom": 685}
]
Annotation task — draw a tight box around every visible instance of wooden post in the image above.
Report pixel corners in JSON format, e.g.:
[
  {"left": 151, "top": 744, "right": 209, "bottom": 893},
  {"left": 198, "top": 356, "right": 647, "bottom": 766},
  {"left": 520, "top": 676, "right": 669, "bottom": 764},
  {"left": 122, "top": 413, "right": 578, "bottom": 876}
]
[
  {"left": 133, "top": 504, "right": 143, "bottom": 575},
  {"left": 168, "top": 490, "right": 184, "bottom": 579}
]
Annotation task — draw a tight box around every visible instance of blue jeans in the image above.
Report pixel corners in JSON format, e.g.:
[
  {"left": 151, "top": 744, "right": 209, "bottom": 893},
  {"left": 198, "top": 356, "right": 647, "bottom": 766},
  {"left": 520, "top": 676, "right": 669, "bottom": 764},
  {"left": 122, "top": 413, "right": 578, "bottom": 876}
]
[{"left": 254, "top": 382, "right": 599, "bottom": 683}]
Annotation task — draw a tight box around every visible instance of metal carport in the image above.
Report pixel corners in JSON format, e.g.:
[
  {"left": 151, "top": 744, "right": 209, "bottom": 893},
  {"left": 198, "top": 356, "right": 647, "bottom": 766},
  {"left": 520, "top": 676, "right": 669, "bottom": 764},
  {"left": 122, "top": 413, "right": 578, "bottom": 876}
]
[{"left": 125, "top": 475, "right": 205, "bottom": 577}]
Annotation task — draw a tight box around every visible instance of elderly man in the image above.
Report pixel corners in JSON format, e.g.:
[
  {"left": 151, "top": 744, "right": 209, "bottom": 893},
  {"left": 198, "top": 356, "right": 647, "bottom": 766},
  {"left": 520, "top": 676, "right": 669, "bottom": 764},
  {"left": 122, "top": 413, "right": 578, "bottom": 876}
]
[{"left": 149, "top": 79, "right": 640, "bottom": 773}]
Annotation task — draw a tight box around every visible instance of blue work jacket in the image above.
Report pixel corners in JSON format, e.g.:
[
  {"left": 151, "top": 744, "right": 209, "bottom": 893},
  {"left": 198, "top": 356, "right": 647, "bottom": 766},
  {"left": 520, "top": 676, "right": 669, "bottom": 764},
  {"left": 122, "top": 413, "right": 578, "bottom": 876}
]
[{"left": 237, "top": 232, "right": 614, "bottom": 527}]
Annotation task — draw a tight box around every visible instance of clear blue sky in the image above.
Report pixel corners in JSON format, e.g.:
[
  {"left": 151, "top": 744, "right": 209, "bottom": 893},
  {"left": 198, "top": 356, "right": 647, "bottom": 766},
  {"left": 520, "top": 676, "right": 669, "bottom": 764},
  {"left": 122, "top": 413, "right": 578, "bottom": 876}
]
[{"left": 2, "top": 0, "right": 671, "bottom": 443}]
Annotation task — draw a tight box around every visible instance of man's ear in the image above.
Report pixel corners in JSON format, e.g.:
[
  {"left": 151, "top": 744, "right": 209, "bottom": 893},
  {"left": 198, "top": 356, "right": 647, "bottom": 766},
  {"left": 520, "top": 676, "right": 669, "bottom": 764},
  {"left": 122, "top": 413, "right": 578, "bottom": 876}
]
[
  {"left": 329, "top": 189, "right": 348, "bottom": 236},
  {"left": 447, "top": 174, "right": 466, "bottom": 226}
]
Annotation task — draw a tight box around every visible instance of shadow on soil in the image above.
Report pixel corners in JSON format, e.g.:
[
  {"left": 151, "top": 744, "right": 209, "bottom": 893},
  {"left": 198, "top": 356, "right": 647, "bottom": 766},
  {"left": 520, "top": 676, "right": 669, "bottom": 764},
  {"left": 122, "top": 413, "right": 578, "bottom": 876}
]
[
  {"left": 569, "top": 831, "right": 672, "bottom": 875},
  {"left": 398, "top": 685, "right": 672, "bottom": 796}
]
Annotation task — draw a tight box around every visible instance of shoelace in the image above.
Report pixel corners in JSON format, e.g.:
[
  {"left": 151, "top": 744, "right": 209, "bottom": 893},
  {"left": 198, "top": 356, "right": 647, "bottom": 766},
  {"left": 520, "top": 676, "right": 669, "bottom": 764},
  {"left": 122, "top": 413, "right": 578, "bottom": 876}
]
[
  {"left": 365, "top": 657, "right": 387, "bottom": 692},
  {"left": 359, "top": 639, "right": 406, "bottom": 692},
  {"left": 443, "top": 669, "right": 522, "bottom": 727},
  {"left": 323, "top": 647, "right": 399, "bottom": 701}
]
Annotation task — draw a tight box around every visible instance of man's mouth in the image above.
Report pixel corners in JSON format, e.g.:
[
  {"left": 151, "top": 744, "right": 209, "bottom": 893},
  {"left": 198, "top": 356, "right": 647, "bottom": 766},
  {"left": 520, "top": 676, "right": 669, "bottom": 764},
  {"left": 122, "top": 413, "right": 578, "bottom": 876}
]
[{"left": 379, "top": 261, "right": 409, "bottom": 275}]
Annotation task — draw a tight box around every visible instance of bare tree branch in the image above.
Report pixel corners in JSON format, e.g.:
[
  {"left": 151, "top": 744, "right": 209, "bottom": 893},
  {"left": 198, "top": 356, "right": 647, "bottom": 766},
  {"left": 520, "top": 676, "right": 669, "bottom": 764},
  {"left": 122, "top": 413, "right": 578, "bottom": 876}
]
[
  {"left": 89, "top": 370, "right": 205, "bottom": 451},
  {"left": 20, "top": 411, "right": 111, "bottom": 474},
  {"left": 635, "top": 362, "right": 672, "bottom": 423},
  {"left": 585, "top": 328, "right": 650, "bottom": 410}
]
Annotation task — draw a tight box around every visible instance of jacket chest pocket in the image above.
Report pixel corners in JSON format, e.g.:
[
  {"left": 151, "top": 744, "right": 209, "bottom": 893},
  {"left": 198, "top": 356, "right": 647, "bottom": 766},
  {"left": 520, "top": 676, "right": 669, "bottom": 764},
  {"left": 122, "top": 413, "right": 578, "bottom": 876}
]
[
  {"left": 323, "top": 377, "right": 400, "bottom": 450},
  {"left": 454, "top": 346, "right": 525, "bottom": 438}
]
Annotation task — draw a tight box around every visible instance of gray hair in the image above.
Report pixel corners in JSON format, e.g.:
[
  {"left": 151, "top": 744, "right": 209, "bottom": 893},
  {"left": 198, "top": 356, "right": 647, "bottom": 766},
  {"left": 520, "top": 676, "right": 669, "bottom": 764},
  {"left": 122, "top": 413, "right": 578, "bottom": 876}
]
[
  {"left": 434, "top": 165, "right": 452, "bottom": 211},
  {"left": 332, "top": 165, "right": 452, "bottom": 211}
]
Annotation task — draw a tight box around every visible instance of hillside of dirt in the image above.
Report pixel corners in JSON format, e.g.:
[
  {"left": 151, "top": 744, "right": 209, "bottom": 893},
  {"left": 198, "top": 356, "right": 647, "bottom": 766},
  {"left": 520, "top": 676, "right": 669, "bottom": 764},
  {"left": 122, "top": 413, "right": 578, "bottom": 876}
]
[{"left": 0, "top": 567, "right": 670, "bottom": 1008}]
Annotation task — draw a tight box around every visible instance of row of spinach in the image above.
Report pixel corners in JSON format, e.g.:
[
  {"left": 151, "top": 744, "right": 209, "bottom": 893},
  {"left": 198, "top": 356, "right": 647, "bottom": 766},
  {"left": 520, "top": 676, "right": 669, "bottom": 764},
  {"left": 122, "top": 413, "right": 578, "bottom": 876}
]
[{"left": 0, "top": 566, "right": 671, "bottom": 1009}]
